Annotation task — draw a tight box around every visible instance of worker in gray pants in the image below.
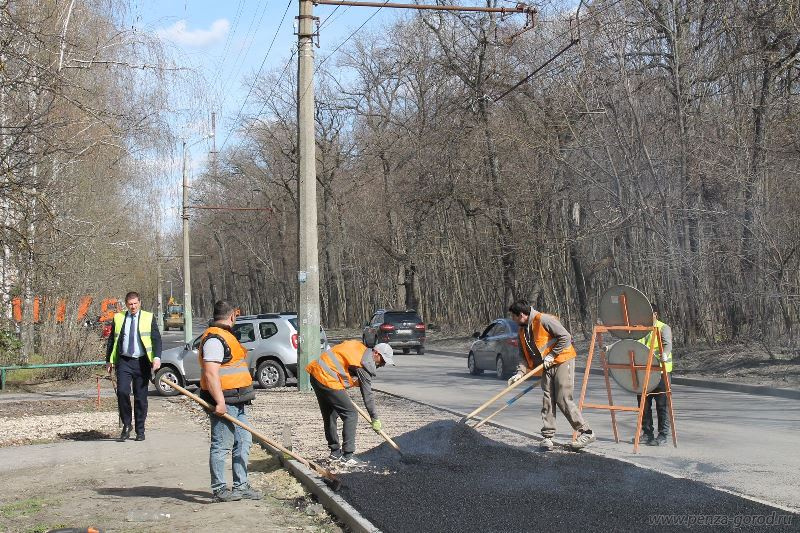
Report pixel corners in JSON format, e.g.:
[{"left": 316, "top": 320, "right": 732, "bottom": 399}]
[{"left": 508, "top": 299, "right": 595, "bottom": 450}]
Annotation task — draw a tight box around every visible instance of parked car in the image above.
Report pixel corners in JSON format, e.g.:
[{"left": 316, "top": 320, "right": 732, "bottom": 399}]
[
  {"left": 362, "top": 309, "right": 426, "bottom": 354},
  {"left": 467, "top": 318, "right": 520, "bottom": 379},
  {"left": 154, "top": 312, "right": 329, "bottom": 395}
]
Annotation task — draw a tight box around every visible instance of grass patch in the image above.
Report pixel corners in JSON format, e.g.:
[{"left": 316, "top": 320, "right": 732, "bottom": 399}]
[{"left": 0, "top": 498, "right": 45, "bottom": 518}]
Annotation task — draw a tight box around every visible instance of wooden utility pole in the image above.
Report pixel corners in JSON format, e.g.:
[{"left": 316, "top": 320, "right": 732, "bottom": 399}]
[{"left": 296, "top": 0, "right": 320, "bottom": 392}]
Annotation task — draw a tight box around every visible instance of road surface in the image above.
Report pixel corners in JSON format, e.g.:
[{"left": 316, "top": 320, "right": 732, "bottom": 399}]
[{"left": 376, "top": 351, "right": 800, "bottom": 512}]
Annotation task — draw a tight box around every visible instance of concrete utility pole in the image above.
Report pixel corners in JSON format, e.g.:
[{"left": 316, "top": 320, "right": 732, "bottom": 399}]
[
  {"left": 182, "top": 139, "right": 193, "bottom": 345},
  {"left": 296, "top": 0, "right": 320, "bottom": 392}
]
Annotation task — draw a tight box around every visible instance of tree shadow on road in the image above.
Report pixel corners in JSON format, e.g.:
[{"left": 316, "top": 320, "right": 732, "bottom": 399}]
[{"left": 96, "top": 486, "right": 209, "bottom": 504}]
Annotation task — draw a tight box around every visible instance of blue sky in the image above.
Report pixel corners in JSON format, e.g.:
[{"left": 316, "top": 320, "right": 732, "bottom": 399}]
[{"left": 130, "top": 0, "right": 401, "bottom": 155}]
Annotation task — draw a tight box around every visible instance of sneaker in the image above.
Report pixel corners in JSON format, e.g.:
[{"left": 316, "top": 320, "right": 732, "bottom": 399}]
[
  {"left": 571, "top": 430, "right": 596, "bottom": 449},
  {"left": 339, "top": 454, "right": 361, "bottom": 467},
  {"left": 212, "top": 488, "right": 242, "bottom": 503},
  {"left": 539, "top": 437, "right": 554, "bottom": 451},
  {"left": 231, "top": 484, "right": 262, "bottom": 500},
  {"left": 328, "top": 450, "right": 343, "bottom": 461}
]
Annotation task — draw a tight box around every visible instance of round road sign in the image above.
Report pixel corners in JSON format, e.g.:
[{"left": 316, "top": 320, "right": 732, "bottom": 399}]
[
  {"left": 598, "top": 285, "right": 653, "bottom": 339},
  {"left": 606, "top": 339, "right": 661, "bottom": 394}
]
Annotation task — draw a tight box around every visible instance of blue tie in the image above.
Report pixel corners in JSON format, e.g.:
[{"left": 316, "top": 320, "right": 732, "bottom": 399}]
[{"left": 127, "top": 314, "right": 137, "bottom": 355}]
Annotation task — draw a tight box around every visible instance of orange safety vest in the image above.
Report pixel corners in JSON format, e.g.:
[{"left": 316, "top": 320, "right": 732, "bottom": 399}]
[
  {"left": 199, "top": 326, "right": 253, "bottom": 392},
  {"left": 518, "top": 312, "right": 577, "bottom": 376},
  {"left": 306, "top": 339, "right": 368, "bottom": 390}
]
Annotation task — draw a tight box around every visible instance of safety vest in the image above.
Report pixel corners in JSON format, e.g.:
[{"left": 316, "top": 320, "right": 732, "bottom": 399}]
[
  {"left": 638, "top": 320, "right": 673, "bottom": 373},
  {"left": 306, "top": 340, "right": 368, "bottom": 390},
  {"left": 109, "top": 311, "right": 154, "bottom": 363},
  {"left": 198, "top": 326, "right": 254, "bottom": 401},
  {"left": 518, "top": 311, "right": 577, "bottom": 376}
]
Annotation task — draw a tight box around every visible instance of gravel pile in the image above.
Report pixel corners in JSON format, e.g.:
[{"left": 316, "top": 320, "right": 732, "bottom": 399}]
[{"left": 337, "top": 420, "right": 798, "bottom": 532}]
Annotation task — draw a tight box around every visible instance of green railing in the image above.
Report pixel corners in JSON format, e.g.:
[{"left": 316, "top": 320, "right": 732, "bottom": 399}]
[{"left": 0, "top": 361, "right": 105, "bottom": 390}]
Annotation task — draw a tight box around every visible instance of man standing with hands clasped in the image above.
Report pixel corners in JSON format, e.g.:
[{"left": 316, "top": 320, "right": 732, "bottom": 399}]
[
  {"left": 198, "top": 300, "right": 261, "bottom": 503},
  {"left": 105, "top": 291, "right": 162, "bottom": 442},
  {"left": 508, "top": 299, "right": 595, "bottom": 451}
]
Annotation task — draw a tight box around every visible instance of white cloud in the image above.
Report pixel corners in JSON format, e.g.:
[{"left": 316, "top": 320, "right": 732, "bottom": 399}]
[{"left": 156, "top": 19, "right": 229, "bottom": 47}]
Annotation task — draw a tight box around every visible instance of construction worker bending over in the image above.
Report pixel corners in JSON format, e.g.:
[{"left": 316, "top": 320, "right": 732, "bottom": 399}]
[
  {"left": 307, "top": 340, "right": 395, "bottom": 466},
  {"left": 508, "top": 299, "right": 595, "bottom": 450},
  {"left": 199, "top": 300, "right": 262, "bottom": 503},
  {"left": 637, "top": 305, "right": 673, "bottom": 446}
]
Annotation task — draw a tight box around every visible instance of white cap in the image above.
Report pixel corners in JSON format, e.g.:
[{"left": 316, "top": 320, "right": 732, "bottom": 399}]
[{"left": 373, "top": 343, "right": 396, "bottom": 366}]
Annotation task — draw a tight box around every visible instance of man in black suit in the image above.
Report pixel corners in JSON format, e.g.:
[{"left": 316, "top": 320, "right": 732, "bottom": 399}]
[{"left": 105, "top": 291, "right": 162, "bottom": 441}]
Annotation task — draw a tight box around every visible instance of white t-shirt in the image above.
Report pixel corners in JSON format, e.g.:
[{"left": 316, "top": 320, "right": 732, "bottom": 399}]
[{"left": 203, "top": 337, "right": 225, "bottom": 363}]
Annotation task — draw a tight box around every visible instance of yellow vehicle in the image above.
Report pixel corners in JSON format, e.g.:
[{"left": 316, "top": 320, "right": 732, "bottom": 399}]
[{"left": 164, "top": 299, "right": 184, "bottom": 331}]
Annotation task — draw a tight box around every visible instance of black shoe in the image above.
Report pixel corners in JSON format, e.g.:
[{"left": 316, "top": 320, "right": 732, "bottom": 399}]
[
  {"left": 135, "top": 433, "right": 145, "bottom": 441},
  {"left": 645, "top": 434, "right": 658, "bottom": 446},
  {"left": 328, "top": 450, "right": 342, "bottom": 461},
  {"left": 656, "top": 433, "right": 668, "bottom": 445},
  {"left": 118, "top": 426, "right": 131, "bottom": 441}
]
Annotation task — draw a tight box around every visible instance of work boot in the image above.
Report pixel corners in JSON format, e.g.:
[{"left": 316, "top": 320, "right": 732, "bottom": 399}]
[
  {"left": 340, "top": 454, "right": 361, "bottom": 467},
  {"left": 135, "top": 433, "right": 145, "bottom": 441},
  {"left": 644, "top": 434, "right": 657, "bottom": 446},
  {"left": 118, "top": 426, "right": 131, "bottom": 442},
  {"left": 232, "top": 484, "right": 262, "bottom": 500},
  {"left": 212, "top": 488, "right": 243, "bottom": 503},
  {"left": 656, "top": 433, "right": 668, "bottom": 446},
  {"left": 571, "top": 430, "right": 596, "bottom": 450},
  {"left": 539, "top": 437, "right": 554, "bottom": 451}
]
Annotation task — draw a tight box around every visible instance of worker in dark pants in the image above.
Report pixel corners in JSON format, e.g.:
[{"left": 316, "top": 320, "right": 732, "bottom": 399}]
[
  {"left": 105, "top": 291, "right": 162, "bottom": 441},
  {"left": 636, "top": 305, "right": 673, "bottom": 446},
  {"left": 307, "top": 340, "right": 395, "bottom": 466}
]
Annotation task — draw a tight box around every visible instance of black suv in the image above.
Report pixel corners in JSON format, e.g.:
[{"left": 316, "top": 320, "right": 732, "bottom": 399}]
[{"left": 362, "top": 309, "right": 426, "bottom": 354}]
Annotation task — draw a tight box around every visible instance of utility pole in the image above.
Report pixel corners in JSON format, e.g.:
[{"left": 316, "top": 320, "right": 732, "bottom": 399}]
[
  {"left": 182, "top": 140, "right": 193, "bottom": 345},
  {"left": 156, "top": 242, "right": 164, "bottom": 331},
  {"left": 296, "top": 0, "right": 320, "bottom": 392}
]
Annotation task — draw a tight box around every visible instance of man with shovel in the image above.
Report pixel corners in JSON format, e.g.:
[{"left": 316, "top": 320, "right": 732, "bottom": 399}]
[
  {"left": 198, "top": 300, "right": 261, "bottom": 503},
  {"left": 306, "top": 340, "right": 395, "bottom": 466},
  {"left": 508, "top": 300, "right": 595, "bottom": 451}
]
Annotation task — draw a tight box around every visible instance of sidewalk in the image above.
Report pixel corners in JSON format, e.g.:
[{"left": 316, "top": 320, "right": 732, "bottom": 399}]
[{"left": 0, "top": 396, "right": 339, "bottom": 533}]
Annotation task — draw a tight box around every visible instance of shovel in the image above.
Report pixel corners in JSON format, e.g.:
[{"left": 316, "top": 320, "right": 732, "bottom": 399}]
[
  {"left": 471, "top": 382, "right": 538, "bottom": 429},
  {"left": 459, "top": 364, "right": 543, "bottom": 424},
  {"left": 160, "top": 377, "right": 341, "bottom": 491},
  {"left": 349, "top": 399, "right": 402, "bottom": 453}
]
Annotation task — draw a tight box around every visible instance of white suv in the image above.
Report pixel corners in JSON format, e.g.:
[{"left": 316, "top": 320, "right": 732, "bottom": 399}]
[{"left": 154, "top": 312, "right": 329, "bottom": 395}]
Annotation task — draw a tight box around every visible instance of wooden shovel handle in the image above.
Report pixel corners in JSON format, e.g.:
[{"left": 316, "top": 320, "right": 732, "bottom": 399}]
[
  {"left": 462, "top": 364, "right": 543, "bottom": 423},
  {"left": 350, "top": 399, "right": 401, "bottom": 452},
  {"left": 160, "top": 377, "right": 336, "bottom": 482}
]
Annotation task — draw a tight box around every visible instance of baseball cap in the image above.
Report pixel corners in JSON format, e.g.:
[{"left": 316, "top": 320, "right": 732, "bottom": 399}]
[{"left": 372, "top": 343, "right": 396, "bottom": 366}]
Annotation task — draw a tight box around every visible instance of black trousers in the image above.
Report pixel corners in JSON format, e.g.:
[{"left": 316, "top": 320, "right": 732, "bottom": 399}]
[
  {"left": 637, "top": 378, "right": 670, "bottom": 437},
  {"left": 310, "top": 377, "right": 358, "bottom": 455},
  {"left": 116, "top": 355, "right": 151, "bottom": 435}
]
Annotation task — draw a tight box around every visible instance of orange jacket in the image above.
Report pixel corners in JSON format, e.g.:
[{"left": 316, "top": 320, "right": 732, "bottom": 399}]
[
  {"left": 518, "top": 312, "right": 577, "bottom": 376},
  {"left": 306, "top": 339, "right": 369, "bottom": 390}
]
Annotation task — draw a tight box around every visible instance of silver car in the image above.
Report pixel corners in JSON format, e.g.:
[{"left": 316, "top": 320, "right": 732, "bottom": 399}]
[
  {"left": 467, "top": 318, "right": 521, "bottom": 380},
  {"left": 154, "top": 313, "right": 329, "bottom": 395}
]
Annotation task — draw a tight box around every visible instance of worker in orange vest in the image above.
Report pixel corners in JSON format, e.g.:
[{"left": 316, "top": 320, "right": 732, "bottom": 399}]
[
  {"left": 508, "top": 299, "right": 595, "bottom": 451},
  {"left": 306, "top": 340, "right": 395, "bottom": 466},
  {"left": 198, "top": 300, "right": 260, "bottom": 503}
]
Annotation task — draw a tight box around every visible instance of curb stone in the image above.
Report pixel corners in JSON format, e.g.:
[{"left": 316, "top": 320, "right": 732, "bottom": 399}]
[{"left": 256, "top": 442, "right": 381, "bottom": 533}]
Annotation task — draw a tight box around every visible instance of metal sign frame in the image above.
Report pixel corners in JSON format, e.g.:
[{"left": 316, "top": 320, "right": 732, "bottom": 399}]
[{"left": 576, "top": 292, "right": 678, "bottom": 453}]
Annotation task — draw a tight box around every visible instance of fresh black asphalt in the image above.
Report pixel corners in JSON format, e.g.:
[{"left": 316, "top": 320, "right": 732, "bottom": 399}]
[{"left": 338, "top": 421, "right": 798, "bottom": 532}]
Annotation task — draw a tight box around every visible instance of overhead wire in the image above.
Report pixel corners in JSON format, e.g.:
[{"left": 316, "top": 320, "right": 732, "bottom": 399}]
[
  {"left": 219, "top": 0, "right": 295, "bottom": 152},
  {"left": 492, "top": 0, "right": 625, "bottom": 100},
  {"left": 217, "top": 0, "right": 273, "bottom": 113},
  {"left": 209, "top": 0, "right": 246, "bottom": 101}
]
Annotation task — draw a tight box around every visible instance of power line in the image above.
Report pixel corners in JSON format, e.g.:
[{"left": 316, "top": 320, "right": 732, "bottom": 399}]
[
  {"left": 217, "top": 0, "right": 273, "bottom": 112},
  {"left": 219, "top": 0, "right": 295, "bottom": 152},
  {"left": 210, "top": 0, "right": 246, "bottom": 100}
]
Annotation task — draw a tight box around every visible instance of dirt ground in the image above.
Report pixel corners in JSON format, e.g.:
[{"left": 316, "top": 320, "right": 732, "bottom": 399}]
[{"left": 0, "top": 393, "right": 345, "bottom": 533}]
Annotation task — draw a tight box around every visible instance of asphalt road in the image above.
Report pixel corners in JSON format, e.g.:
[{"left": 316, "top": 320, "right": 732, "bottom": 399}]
[{"left": 375, "top": 351, "right": 800, "bottom": 512}]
